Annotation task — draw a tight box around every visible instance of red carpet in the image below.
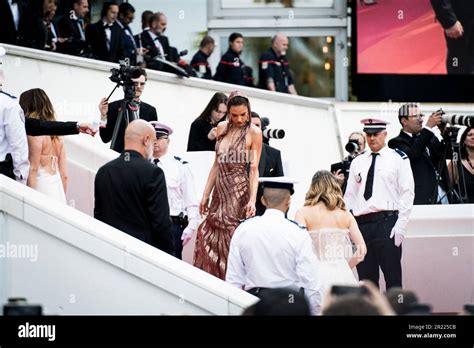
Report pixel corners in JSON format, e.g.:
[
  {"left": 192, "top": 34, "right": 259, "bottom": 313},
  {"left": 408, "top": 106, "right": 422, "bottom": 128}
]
[{"left": 357, "top": 0, "right": 447, "bottom": 74}]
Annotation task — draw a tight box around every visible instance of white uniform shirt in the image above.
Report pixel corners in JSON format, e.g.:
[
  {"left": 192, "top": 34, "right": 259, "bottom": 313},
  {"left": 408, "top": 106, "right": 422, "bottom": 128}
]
[
  {"left": 0, "top": 92, "right": 29, "bottom": 184},
  {"left": 226, "top": 209, "right": 323, "bottom": 315},
  {"left": 344, "top": 145, "right": 414, "bottom": 235},
  {"left": 155, "top": 153, "right": 200, "bottom": 231}
]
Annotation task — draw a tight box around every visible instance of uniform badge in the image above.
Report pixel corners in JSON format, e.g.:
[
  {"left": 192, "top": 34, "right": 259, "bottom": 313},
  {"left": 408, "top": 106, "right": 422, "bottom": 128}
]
[
  {"left": 199, "top": 65, "right": 206, "bottom": 73},
  {"left": 262, "top": 62, "right": 268, "bottom": 69},
  {"left": 356, "top": 173, "right": 362, "bottom": 183},
  {"left": 275, "top": 62, "right": 281, "bottom": 66},
  {"left": 233, "top": 58, "right": 240, "bottom": 67}
]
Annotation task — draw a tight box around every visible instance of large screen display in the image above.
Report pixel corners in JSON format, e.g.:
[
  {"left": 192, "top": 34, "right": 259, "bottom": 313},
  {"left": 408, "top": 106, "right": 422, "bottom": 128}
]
[{"left": 357, "top": 0, "right": 473, "bottom": 75}]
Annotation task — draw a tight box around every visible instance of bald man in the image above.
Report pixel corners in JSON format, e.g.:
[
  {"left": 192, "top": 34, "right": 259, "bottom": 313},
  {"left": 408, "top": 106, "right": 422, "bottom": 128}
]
[
  {"left": 258, "top": 33, "right": 297, "bottom": 95},
  {"left": 94, "top": 120, "right": 174, "bottom": 255}
]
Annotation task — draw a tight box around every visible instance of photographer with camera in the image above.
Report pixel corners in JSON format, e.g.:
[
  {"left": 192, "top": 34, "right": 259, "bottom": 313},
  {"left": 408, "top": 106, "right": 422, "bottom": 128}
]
[
  {"left": 150, "top": 122, "right": 200, "bottom": 260},
  {"left": 99, "top": 67, "right": 157, "bottom": 153},
  {"left": 251, "top": 112, "right": 284, "bottom": 216},
  {"left": 388, "top": 103, "right": 452, "bottom": 205},
  {"left": 331, "top": 131, "right": 366, "bottom": 194}
]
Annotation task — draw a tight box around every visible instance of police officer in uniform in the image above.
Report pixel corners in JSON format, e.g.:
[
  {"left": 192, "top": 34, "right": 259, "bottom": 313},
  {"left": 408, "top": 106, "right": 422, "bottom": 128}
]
[
  {"left": 258, "top": 33, "right": 297, "bottom": 95},
  {"left": 0, "top": 87, "right": 29, "bottom": 183},
  {"left": 214, "top": 33, "right": 249, "bottom": 86},
  {"left": 150, "top": 122, "right": 200, "bottom": 260},
  {"left": 226, "top": 177, "right": 322, "bottom": 315},
  {"left": 344, "top": 118, "right": 415, "bottom": 289}
]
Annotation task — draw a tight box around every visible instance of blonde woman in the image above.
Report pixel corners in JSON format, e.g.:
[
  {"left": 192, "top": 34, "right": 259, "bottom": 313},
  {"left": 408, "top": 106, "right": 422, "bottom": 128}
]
[
  {"left": 20, "top": 88, "right": 67, "bottom": 203},
  {"left": 295, "top": 170, "right": 367, "bottom": 290}
]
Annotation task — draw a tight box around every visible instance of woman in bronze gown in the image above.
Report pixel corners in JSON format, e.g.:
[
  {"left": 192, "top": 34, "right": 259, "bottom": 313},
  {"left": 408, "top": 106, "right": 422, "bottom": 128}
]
[{"left": 193, "top": 91, "right": 262, "bottom": 279}]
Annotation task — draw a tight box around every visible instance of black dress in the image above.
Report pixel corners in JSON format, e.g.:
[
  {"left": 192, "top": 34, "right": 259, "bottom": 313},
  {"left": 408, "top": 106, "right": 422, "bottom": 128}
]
[
  {"left": 460, "top": 162, "right": 474, "bottom": 203},
  {"left": 187, "top": 118, "right": 218, "bottom": 152}
]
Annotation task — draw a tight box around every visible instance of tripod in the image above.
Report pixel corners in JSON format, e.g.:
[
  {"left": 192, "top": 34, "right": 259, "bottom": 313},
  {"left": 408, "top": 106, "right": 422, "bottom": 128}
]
[
  {"left": 106, "top": 81, "right": 139, "bottom": 151},
  {"left": 431, "top": 127, "right": 468, "bottom": 204}
]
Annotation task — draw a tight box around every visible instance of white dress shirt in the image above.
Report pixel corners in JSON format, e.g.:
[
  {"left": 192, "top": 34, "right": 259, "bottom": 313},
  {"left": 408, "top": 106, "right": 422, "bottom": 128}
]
[
  {"left": 102, "top": 20, "right": 112, "bottom": 51},
  {"left": 0, "top": 92, "right": 29, "bottom": 184},
  {"left": 147, "top": 31, "right": 165, "bottom": 59},
  {"left": 226, "top": 209, "right": 323, "bottom": 315},
  {"left": 344, "top": 145, "right": 415, "bottom": 235},
  {"left": 9, "top": 0, "right": 20, "bottom": 31},
  {"left": 154, "top": 153, "right": 200, "bottom": 236}
]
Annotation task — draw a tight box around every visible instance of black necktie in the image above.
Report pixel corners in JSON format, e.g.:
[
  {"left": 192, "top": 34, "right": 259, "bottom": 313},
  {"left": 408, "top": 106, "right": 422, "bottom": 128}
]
[
  {"left": 153, "top": 158, "right": 160, "bottom": 165},
  {"left": 364, "top": 153, "right": 378, "bottom": 200}
]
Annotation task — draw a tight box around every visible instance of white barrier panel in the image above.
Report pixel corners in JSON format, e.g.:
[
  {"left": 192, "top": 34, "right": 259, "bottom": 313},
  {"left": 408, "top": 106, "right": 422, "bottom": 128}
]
[{"left": 0, "top": 176, "right": 257, "bottom": 315}]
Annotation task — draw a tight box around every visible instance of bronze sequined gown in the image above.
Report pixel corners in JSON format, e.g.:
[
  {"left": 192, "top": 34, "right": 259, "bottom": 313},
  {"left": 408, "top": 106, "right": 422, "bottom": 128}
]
[{"left": 193, "top": 124, "right": 250, "bottom": 279}]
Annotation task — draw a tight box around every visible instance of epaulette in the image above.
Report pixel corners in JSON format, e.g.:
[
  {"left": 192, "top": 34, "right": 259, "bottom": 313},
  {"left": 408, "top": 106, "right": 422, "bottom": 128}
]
[
  {"left": 173, "top": 156, "right": 188, "bottom": 164},
  {"left": 394, "top": 148, "right": 408, "bottom": 159},
  {"left": 0, "top": 91, "right": 16, "bottom": 99},
  {"left": 239, "top": 215, "right": 258, "bottom": 223},
  {"left": 286, "top": 218, "right": 306, "bottom": 229}
]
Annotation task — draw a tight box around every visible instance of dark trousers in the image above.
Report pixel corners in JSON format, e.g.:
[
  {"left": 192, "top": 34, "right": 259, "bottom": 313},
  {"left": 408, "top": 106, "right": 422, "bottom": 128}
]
[
  {"left": 171, "top": 220, "right": 184, "bottom": 260},
  {"left": 445, "top": 23, "right": 474, "bottom": 74},
  {"left": 356, "top": 212, "right": 402, "bottom": 289}
]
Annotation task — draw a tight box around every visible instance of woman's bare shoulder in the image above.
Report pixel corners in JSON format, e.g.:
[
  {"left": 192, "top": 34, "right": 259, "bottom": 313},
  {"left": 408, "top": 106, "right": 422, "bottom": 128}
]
[{"left": 249, "top": 123, "right": 262, "bottom": 136}]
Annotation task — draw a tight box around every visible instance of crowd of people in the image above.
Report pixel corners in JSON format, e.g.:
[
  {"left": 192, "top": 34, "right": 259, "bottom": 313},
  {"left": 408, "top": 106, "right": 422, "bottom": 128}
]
[
  {"left": 1, "top": 30, "right": 474, "bottom": 315},
  {"left": 1, "top": 0, "right": 298, "bottom": 94}
]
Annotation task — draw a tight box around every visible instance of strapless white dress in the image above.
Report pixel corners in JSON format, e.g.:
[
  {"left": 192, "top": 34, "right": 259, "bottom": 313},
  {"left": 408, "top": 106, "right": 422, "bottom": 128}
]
[
  {"left": 308, "top": 228, "right": 357, "bottom": 292},
  {"left": 35, "top": 155, "right": 66, "bottom": 204}
]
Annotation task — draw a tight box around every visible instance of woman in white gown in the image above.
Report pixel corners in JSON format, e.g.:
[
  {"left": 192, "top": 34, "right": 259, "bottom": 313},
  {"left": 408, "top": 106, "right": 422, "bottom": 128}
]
[
  {"left": 295, "top": 170, "right": 366, "bottom": 292},
  {"left": 20, "top": 89, "right": 67, "bottom": 204}
]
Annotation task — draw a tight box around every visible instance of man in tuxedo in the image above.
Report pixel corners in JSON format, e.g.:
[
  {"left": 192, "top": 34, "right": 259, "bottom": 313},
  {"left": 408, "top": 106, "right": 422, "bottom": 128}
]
[
  {"left": 85, "top": 1, "right": 125, "bottom": 63},
  {"left": 388, "top": 103, "right": 452, "bottom": 205},
  {"left": 116, "top": 2, "right": 138, "bottom": 64},
  {"left": 56, "top": 0, "right": 91, "bottom": 57},
  {"left": 251, "top": 112, "right": 284, "bottom": 216},
  {"left": 0, "top": 0, "right": 27, "bottom": 45},
  {"left": 136, "top": 12, "right": 171, "bottom": 71},
  {"left": 94, "top": 120, "right": 174, "bottom": 256},
  {"left": 98, "top": 68, "right": 158, "bottom": 153}
]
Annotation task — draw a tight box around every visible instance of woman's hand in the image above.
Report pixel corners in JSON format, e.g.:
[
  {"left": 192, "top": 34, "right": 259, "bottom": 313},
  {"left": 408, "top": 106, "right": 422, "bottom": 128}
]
[
  {"left": 207, "top": 127, "right": 217, "bottom": 141},
  {"left": 244, "top": 200, "right": 256, "bottom": 218},
  {"left": 333, "top": 169, "right": 345, "bottom": 185},
  {"left": 200, "top": 196, "right": 210, "bottom": 216},
  {"left": 99, "top": 97, "right": 108, "bottom": 118}
]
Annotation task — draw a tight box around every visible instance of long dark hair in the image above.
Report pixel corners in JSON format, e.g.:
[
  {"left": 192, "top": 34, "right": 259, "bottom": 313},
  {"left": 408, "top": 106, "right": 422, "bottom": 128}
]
[
  {"left": 196, "top": 92, "right": 228, "bottom": 124},
  {"left": 460, "top": 127, "right": 473, "bottom": 160}
]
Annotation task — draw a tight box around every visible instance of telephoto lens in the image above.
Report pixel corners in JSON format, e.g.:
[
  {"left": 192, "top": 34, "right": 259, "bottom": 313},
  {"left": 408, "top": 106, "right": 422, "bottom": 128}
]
[
  {"left": 262, "top": 128, "right": 285, "bottom": 139},
  {"left": 441, "top": 114, "right": 474, "bottom": 127},
  {"left": 345, "top": 139, "right": 360, "bottom": 153}
]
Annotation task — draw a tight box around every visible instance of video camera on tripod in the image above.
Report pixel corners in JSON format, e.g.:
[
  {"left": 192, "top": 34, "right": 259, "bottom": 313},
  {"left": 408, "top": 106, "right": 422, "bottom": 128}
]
[{"left": 106, "top": 59, "right": 143, "bottom": 150}]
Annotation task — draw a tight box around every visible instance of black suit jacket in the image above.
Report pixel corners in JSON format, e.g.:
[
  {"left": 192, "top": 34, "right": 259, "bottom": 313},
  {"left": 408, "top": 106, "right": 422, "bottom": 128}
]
[
  {"left": 187, "top": 118, "right": 220, "bottom": 152},
  {"left": 388, "top": 129, "right": 451, "bottom": 204},
  {"left": 25, "top": 118, "right": 78, "bottom": 136},
  {"left": 85, "top": 20, "right": 125, "bottom": 62},
  {"left": 256, "top": 143, "right": 284, "bottom": 215},
  {"left": 94, "top": 150, "right": 174, "bottom": 255},
  {"left": 135, "top": 30, "right": 165, "bottom": 71},
  {"left": 99, "top": 100, "right": 158, "bottom": 153},
  {"left": 56, "top": 16, "right": 90, "bottom": 56},
  {"left": 430, "top": 0, "right": 474, "bottom": 29},
  {"left": 0, "top": 0, "right": 27, "bottom": 44}
]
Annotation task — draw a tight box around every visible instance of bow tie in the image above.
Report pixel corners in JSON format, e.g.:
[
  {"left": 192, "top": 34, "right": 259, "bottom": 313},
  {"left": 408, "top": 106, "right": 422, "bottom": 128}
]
[
  {"left": 153, "top": 158, "right": 160, "bottom": 165},
  {"left": 104, "top": 23, "right": 113, "bottom": 29}
]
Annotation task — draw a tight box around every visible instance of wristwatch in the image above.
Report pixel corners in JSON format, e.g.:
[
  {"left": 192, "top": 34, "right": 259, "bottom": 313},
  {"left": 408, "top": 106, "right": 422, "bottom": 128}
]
[{"left": 76, "top": 122, "right": 81, "bottom": 132}]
